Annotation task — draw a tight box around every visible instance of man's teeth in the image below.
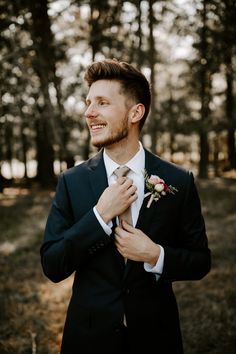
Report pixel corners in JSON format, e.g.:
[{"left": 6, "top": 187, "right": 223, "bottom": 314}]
[{"left": 91, "top": 124, "right": 106, "bottom": 129}]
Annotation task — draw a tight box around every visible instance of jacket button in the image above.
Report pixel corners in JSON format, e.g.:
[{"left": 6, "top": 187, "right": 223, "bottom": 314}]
[{"left": 123, "top": 287, "right": 130, "bottom": 295}]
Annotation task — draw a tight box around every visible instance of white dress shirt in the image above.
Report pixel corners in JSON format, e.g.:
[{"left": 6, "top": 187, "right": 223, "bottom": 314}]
[{"left": 93, "top": 142, "right": 164, "bottom": 279}]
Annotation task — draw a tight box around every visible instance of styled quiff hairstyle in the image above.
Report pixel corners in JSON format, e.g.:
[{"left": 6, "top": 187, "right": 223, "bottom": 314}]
[{"left": 84, "top": 58, "right": 151, "bottom": 131}]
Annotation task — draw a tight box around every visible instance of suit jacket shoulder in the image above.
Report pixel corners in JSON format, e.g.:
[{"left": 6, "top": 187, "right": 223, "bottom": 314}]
[
  {"left": 61, "top": 150, "right": 104, "bottom": 181},
  {"left": 144, "top": 148, "right": 192, "bottom": 188}
]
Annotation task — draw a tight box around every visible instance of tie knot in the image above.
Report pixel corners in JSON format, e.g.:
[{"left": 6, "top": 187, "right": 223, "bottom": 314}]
[{"left": 114, "top": 166, "right": 130, "bottom": 179}]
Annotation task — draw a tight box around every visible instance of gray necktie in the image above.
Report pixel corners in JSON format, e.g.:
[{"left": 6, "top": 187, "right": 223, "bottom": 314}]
[
  {"left": 113, "top": 166, "right": 133, "bottom": 226},
  {"left": 114, "top": 166, "right": 131, "bottom": 326}
]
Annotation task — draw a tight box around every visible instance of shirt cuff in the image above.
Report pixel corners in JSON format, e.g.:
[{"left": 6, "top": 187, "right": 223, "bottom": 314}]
[
  {"left": 93, "top": 206, "right": 113, "bottom": 236},
  {"left": 144, "top": 245, "right": 164, "bottom": 276}
]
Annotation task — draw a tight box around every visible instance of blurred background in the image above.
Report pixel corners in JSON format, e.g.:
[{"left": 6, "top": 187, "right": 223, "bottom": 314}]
[{"left": 0, "top": 0, "right": 235, "bottom": 353}]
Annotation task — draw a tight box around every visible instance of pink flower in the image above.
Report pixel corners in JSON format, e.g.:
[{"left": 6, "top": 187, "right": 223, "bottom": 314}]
[
  {"left": 148, "top": 175, "right": 160, "bottom": 185},
  {"left": 143, "top": 170, "right": 178, "bottom": 208}
]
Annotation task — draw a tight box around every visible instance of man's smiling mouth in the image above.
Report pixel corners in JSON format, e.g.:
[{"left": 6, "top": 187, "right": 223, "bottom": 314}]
[{"left": 90, "top": 123, "right": 107, "bottom": 131}]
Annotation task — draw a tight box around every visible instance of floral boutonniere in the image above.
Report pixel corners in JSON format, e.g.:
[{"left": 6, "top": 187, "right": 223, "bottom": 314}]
[{"left": 143, "top": 170, "right": 178, "bottom": 208}]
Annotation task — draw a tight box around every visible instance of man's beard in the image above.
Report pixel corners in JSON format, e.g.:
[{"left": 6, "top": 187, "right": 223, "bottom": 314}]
[{"left": 91, "top": 115, "right": 129, "bottom": 149}]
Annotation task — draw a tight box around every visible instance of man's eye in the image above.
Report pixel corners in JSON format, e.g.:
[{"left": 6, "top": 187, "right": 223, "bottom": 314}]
[{"left": 100, "top": 101, "right": 107, "bottom": 105}]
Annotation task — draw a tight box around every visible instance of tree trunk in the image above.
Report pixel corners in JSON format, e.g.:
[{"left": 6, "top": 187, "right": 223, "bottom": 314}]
[
  {"left": 20, "top": 124, "right": 28, "bottom": 180},
  {"left": 5, "top": 122, "right": 14, "bottom": 182},
  {"left": 213, "top": 135, "right": 220, "bottom": 177},
  {"left": 199, "top": 131, "right": 209, "bottom": 178},
  {"left": 225, "top": 55, "right": 236, "bottom": 168},
  {"left": 198, "top": 0, "right": 210, "bottom": 178},
  {"left": 81, "top": 126, "right": 91, "bottom": 161},
  {"left": 29, "top": 0, "right": 57, "bottom": 186},
  {"left": 18, "top": 98, "right": 30, "bottom": 181},
  {"left": 136, "top": 0, "right": 143, "bottom": 70},
  {"left": 148, "top": 0, "right": 158, "bottom": 154},
  {"left": 35, "top": 118, "right": 55, "bottom": 187},
  {"left": 0, "top": 164, "right": 3, "bottom": 193}
]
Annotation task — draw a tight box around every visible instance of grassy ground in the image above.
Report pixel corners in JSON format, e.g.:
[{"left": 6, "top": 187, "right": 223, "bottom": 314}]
[{"left": 0, "top": 178, "right": 235, "bottom": 354}]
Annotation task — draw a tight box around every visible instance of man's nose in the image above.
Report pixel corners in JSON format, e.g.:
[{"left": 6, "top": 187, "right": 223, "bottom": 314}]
[{"left": 85, "top": 103, "right": 98, "bottom": 118}]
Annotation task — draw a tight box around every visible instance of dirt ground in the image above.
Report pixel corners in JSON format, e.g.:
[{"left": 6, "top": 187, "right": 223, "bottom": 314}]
[{"left": 0, "top": 177, "right": 236, "bottom": 354}]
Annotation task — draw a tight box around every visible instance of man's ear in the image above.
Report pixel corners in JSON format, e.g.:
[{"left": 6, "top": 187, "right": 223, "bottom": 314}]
[{"left": 130, "top": 103, "right": 145, "bottom": 124}]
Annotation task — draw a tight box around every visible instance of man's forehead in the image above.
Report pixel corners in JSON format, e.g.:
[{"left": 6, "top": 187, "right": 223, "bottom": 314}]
[{"left": 86, "top": 80, "right": 123, "bottom": 99}]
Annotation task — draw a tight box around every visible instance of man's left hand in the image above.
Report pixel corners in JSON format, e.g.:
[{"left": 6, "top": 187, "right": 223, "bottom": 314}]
[{"left": 114, "top": 220, "right": 160, "bottom": 266}]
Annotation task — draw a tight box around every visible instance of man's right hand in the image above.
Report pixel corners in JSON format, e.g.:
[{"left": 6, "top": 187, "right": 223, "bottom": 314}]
[{"left": 96, "top": 177, "right": 137, "bottom": 224}]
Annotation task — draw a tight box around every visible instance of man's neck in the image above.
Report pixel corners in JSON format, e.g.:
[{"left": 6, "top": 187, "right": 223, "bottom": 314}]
[{"left": 104, "top": 140, "right": 140, "bottom": 165}]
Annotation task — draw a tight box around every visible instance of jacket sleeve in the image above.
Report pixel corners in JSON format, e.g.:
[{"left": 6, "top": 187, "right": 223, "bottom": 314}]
[
  {"left": 162, "top": 172, "right": 211, "bottom": 281},
  {"left": 40, "top": 173, "right": 111, "bottom": 283}
]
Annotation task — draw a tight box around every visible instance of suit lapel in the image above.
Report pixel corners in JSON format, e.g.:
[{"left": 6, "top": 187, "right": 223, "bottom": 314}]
[
  {"left": 136, "top": 148, "right": 162, "bottom": 230},
  {"left": 88, "top": 149, "right": 108, "bottom": 202}
]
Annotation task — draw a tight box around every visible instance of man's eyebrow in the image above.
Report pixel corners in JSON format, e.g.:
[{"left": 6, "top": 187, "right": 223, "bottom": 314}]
[{"left": 86, "top": 95, "right": 109, "bottom": 103}]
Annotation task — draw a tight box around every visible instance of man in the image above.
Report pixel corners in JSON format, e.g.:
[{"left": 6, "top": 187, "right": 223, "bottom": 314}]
[{"left": 40, "top": 59, "right": 211, "bottom": 354}]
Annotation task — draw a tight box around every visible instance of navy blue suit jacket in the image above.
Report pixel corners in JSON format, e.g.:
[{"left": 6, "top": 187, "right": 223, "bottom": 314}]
[{"left": 40, "top": 148, "right": 211, "bottom": 354}]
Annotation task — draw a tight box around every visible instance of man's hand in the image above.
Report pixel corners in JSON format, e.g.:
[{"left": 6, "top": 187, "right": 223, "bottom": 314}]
[
  {"left": 96, "top": 177, "right": 137, "bottom": 224},
  {"left": 114, "top": 220, "right": 160, "bottom": 266}
]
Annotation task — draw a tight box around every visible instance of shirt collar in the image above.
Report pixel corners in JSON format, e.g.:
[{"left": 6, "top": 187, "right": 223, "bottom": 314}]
[{"left": 103, "top": 142, "right": 145, "bottom": 178}]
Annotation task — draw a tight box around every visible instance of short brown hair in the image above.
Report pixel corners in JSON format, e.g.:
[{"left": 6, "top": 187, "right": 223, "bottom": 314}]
[{"left": 84, "top": 58, "right": 151, "bottom": 130}]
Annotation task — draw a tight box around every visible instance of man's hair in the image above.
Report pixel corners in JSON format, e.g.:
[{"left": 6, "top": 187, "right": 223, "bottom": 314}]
[{"left": 84, "top": 58, "right": 151, "bottom": 130}]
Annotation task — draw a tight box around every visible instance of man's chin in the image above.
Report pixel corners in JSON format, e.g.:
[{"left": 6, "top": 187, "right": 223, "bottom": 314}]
[
  {"left": 91, "top": 138, "right": 105, "bottom": 149},
  {"left": 91, "top": 138, "right": 119, "bottom": 149},
  {"left": 91, "top": 130, "right": 129, "bottom": 149}
]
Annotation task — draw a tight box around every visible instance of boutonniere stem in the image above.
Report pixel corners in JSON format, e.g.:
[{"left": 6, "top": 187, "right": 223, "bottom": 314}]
[{"left": 143, "top": 170, "right": 178, "bottom": 208}]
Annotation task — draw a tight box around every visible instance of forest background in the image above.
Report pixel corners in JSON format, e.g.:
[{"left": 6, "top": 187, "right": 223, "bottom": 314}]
[{"left": 0, "top": 0, "right": 235, "bottom": 353}]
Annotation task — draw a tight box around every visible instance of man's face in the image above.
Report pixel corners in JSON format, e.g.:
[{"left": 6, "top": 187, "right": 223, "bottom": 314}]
[{"left": 85, "top": 80, "right": 133, "bottom": 148}]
